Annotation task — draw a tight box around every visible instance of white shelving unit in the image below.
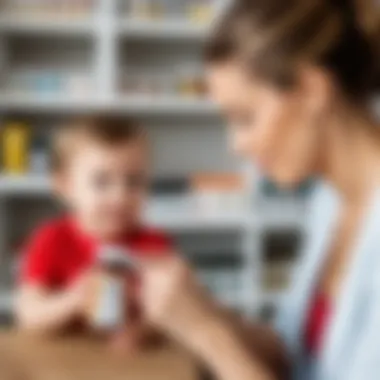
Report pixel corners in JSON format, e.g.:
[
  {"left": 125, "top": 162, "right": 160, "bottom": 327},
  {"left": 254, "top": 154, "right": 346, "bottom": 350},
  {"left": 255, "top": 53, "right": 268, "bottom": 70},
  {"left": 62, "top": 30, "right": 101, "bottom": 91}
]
[{"left": 0, "top": 0, "right": 306, "bottom": 318}]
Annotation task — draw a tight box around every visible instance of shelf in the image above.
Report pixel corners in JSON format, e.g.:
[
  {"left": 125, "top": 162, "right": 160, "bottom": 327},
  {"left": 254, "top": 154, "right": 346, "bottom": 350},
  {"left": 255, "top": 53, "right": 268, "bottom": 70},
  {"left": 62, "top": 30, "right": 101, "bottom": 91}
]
[
  {"left": 0, "top": 175, "right": 307, "bottom": 231},
  {"left": 0, "top": 175, "right": 52, "bottom": 196},
  {"left": 0, "top": 176, "right": 248, "bottom": 229},
  {"left": 118, "top": 19, "right": 209, "bottom": 40},
  {"left": 257, "top": 199, "right": 306, "bottom": 230},
  {"left": 145, "top": 195, "right": 249, "bottom": 231},
  {"left": 117, "top": 97, "right": 218, "bottom": 115},
  {"left": 145, "top": 210, "right": 249, "bottom": 231},
  {"left": 0, "top": 15, "right": 95, "bottom": 36},
  {"left": 0, "top": 95, "right": 219, "bottom": 115}
]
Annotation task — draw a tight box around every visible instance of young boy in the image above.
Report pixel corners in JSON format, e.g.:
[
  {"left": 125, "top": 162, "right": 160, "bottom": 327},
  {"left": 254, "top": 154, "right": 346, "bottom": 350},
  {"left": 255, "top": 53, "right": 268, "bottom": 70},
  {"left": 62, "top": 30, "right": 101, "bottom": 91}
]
[{"left": 16, "top": 116, "right": 172, "bottom": 346}]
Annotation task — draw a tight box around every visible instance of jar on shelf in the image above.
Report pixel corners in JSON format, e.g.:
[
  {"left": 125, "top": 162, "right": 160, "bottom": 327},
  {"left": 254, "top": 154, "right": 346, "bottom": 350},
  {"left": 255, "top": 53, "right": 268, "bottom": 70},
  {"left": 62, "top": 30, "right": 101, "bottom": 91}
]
[
  {"left": 129, "top": 0, "right": 165, "bottom": 20},
  {"left": 1, "top": 121, "right": 30, "bottom": 175},
  {"left": 185, "top": 0, "right": 216, "bottom": 24},
  {"left": 177, "top": 65, "right": 206, "bottom": 98}
]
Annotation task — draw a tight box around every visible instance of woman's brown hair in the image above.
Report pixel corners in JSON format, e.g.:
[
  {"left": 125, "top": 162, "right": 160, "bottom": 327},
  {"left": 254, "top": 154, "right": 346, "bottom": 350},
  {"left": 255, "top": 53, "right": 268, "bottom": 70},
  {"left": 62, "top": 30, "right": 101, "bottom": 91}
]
[{"left": 205, "top": 0, "right": 379, "bottom": 100}]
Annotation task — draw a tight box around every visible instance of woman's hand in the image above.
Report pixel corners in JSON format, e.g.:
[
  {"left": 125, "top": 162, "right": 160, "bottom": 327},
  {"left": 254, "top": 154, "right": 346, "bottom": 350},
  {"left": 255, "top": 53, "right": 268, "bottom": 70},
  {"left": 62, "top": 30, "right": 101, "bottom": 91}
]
[
  {"left": 140, "top": 257, "right": 282, "bottom": 380},
  {"left": 140, "top": 257, "right": 217, "bottom": 348}
]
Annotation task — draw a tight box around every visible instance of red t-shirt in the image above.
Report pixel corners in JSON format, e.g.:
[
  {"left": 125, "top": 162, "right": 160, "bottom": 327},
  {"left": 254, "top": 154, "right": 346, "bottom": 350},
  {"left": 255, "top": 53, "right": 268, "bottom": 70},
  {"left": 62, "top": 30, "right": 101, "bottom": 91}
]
[{"left": 20, "top": 217, "right": 173, "bottom": 290}]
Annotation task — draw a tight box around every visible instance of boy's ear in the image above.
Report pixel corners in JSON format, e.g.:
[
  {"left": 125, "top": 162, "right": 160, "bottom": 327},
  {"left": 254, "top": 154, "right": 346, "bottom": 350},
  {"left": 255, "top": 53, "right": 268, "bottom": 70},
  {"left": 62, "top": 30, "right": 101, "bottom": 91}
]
[{"left": 52, "top": 172, "right": 69, "bottom": 201}]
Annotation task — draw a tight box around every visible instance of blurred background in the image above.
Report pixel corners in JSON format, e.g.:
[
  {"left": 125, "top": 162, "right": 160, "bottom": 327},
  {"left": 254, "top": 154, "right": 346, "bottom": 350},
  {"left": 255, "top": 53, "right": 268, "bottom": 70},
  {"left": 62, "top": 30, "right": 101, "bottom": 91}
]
[{"left": 0, "top": 0, "right": 377, "bottom": 327}]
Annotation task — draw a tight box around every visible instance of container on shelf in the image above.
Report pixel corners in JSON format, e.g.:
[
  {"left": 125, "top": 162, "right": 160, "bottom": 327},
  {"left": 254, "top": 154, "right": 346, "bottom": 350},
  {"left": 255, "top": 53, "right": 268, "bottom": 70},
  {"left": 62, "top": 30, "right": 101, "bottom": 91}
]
[
  {"left": 128, "top": 0, "right": 165, "bottom": 20},
  {"left": 1, "top": 122, "right": 30, "bottom": 175},
  {"left": 177, "top": 65, "right": 206, "bottom": 98},
  {"left": 6, "top": 70, "right": 94, "bottom": 99},
  {"left": 3, "top": 0, "right": 94, "bottom": 18},
  {"left": 191, "top": 173, "right": 246, "bottom": 215},
  {"left": 121, "top": 69, "right": 180, "bottom": 98},
  {"left": 185, "top": 0, "right": 216, "bottom": 23}
]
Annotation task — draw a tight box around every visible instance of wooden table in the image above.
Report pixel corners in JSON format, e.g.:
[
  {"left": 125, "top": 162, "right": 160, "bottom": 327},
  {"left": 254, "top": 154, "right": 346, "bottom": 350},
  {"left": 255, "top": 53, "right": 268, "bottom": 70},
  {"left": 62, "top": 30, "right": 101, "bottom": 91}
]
[{"left": 0, "top": 331, "right": 199, "bottom": 380}]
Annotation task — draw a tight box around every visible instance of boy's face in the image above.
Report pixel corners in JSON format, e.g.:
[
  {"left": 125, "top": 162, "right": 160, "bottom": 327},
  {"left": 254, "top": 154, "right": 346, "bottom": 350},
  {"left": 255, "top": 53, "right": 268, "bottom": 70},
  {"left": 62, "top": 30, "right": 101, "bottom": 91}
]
[{"left": 57, "top": 139, "right": 149, "bottom": 239}]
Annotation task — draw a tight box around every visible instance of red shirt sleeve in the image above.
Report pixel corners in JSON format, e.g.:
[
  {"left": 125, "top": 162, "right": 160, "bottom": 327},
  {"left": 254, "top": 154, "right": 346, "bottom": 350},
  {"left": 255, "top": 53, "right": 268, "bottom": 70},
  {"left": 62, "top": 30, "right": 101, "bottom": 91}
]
[
  {"left": 19, "top": 224, "right": 59, "bottom": 287},
  {"left": 136, "top": 230, "right": 175, "bottom": 258}
]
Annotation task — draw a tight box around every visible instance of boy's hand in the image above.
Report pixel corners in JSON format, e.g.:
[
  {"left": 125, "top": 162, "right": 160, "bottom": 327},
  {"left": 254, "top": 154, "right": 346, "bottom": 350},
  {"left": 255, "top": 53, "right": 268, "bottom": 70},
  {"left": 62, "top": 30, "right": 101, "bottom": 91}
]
[{"left": 68, "top": 270, "right": 100, "bottom": 318}]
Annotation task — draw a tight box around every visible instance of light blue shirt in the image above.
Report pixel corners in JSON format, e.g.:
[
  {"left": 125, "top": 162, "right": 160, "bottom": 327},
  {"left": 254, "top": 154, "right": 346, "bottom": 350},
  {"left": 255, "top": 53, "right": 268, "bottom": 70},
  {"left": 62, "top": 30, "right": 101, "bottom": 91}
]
[{"left": 276, "top": 182, "right": 380, "bottom": 380}]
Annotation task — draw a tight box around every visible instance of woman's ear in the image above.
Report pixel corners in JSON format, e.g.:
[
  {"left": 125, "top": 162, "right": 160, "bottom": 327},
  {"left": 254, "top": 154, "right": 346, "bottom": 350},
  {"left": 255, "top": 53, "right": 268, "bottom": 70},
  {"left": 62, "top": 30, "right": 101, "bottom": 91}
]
[{"left": 297, "top": 64, "right": 335, "bottom": 117}]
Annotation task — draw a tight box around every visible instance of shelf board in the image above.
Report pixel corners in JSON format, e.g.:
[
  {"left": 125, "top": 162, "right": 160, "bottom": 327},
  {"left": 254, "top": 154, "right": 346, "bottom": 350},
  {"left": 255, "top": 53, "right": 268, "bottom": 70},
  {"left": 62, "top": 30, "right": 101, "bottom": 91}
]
[
  {"left": 257, "top": 199, "right": 306, "bottom": 230},
  {"left": 116, "top": 96, "right": 218, "bottom": 115},
  {"left": 0, "top": 175, "right": 52, "bottom": 196},
  {"left": 118, "top": 19, "right": 209, "bottom": 40},
  {"left": 0, "top": 176, "right": 247, "bottom": 229},
  {"left": 0, "top": 176, "right": 306, "bottom": 231},
  {"left": 0, "top": 95, "right": 219, "bottom": 115},
  {"left": 145, "top": 210, "right": 249, "bottom": 231},
  {"left": 0, "top": 15, "right": 95, "bottom": 36}
]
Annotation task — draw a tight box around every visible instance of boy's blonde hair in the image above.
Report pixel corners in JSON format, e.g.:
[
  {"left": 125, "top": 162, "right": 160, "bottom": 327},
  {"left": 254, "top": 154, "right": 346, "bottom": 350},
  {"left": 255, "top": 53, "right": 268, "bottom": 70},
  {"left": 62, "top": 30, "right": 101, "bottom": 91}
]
[{"left": 52, "top": 115, "right": 146, "bottom": 172}]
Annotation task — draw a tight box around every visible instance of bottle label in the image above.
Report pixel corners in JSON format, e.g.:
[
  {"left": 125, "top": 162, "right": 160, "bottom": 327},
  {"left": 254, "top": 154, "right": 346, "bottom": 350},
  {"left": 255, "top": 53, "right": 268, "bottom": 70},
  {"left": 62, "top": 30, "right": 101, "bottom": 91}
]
[{"left": 92, "top": 275, "right": 125, "bottom": 330}]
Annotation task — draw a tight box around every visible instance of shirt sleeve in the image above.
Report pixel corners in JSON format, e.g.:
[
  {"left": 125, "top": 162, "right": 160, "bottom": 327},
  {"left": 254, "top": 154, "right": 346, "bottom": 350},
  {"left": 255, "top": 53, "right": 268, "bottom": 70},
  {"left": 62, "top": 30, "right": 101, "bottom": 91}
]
[
  {"left": 19, "top": 225, "right": 59, "bottom": 287},
  {"left": 137, "top": 230, "right": 175, "bottom": 257}
]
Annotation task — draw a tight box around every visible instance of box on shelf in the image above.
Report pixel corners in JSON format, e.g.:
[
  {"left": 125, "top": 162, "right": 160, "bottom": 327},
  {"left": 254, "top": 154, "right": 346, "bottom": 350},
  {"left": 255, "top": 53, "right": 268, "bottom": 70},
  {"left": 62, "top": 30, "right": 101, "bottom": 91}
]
[
  {"left": 125, "top": 0, "right": 219, "bottom": 23},
  {"left": 120, "top": 66, "right": 206, "bottom": 99},
  {"left": 127, "top": 0, "right": 166, "bottom": 20},
  {"left": 185, "top": 0, "right": 217, "bottom": 24},
  {"left": 2, "top": 0, "right": 95, "bottom": 18},
  {"left": 5, "top": 70, "right": 94, "bottom": 100},
  {"left": 191, "top": 172, "right": 247, "bottom": 214}
]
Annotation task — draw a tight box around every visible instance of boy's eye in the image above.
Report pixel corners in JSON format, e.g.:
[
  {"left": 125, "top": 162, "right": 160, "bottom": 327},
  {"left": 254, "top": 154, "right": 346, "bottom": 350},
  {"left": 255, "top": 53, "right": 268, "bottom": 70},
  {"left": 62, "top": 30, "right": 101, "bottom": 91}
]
[
  {"left": 125, "top": 174, "right": 147, "bottom": 190},
  {"left": 92, "top": 173, "right": 112, "bottom": 190}
]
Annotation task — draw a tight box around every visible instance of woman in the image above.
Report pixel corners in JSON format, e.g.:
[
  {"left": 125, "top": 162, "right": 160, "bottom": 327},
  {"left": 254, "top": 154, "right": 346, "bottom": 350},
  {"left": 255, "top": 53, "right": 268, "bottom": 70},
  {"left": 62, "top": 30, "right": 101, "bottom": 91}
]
[{"left": 140, "top": 0, "right": 380, "bottom": 379}]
